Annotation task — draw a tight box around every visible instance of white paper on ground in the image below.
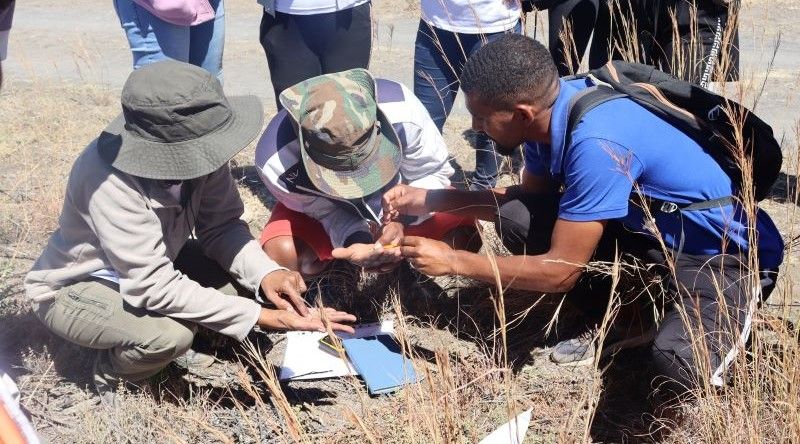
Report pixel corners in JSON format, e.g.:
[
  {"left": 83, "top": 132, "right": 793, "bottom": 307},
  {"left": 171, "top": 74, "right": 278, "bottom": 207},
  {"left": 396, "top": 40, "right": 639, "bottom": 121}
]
[
  {"left": 279, "top": 320, "right": 394, "bottom": 381},
  {"left": 478, "top": 408, "right": 532, "bottom": 444}
]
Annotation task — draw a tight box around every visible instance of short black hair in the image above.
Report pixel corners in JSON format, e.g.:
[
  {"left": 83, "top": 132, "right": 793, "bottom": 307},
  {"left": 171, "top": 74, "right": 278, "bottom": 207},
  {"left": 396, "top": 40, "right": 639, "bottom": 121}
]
[{"left": 461, "top": 34, "right": 559, "bottom": 109}]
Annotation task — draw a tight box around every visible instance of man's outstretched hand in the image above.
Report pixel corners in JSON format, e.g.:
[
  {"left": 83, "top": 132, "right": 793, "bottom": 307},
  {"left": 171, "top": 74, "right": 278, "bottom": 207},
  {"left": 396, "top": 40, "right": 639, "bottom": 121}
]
[
  {"left": 331, "top": 242, "right": 402, "bottom": 269},
  {"left": 258, "top": 307, "right": 356, "bottom": 334},
  {"left": 260, "top": 269, "right": 309, "bottom": 316},
  {"left": 381, "top": 184, "right": 430, "bottom": 223},
  {"left": 400, "top": 236, "right": 458, "bottom": 276}
]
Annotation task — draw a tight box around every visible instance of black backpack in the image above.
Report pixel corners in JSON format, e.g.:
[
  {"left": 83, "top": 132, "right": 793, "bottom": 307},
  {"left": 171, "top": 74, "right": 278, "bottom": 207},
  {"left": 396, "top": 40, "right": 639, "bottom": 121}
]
[{"left": 563, "top": 61, "right": 782, "bottom": 214}]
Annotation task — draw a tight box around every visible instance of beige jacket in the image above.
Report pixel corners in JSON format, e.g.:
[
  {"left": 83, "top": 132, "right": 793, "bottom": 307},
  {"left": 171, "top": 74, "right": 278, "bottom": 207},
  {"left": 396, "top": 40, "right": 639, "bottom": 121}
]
[{"left": 25, "top": 140, "right": 282, "bottom": 340}]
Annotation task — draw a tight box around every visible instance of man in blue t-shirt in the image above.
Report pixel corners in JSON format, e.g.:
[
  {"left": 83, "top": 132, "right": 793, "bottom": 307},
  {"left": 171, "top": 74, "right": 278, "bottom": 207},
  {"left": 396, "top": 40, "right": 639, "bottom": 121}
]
[{"left": 381, "top": 34, "right": 783, "bottom": 404}]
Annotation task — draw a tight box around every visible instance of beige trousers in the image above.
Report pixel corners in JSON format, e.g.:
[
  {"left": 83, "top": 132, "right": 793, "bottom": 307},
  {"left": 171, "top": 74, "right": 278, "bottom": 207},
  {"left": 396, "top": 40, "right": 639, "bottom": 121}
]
[{"left": 33, "top": 241, "right": 245, "bottom": 386}]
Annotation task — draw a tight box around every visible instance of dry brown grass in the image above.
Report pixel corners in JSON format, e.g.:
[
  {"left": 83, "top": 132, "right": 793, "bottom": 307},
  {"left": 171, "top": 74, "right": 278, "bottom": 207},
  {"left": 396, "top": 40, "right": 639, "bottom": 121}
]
[{"left": 1, "top": 1, "right": 799, "bottom": 443}]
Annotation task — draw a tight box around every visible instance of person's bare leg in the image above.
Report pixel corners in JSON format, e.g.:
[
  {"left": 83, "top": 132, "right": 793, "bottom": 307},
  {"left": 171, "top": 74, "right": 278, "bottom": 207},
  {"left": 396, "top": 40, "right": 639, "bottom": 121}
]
[
  {"left": 441, "top": 224, "right": 482, "bottom": 253},
  {"left": 263, "top": 236, "right": 329, "bottom": 277}
]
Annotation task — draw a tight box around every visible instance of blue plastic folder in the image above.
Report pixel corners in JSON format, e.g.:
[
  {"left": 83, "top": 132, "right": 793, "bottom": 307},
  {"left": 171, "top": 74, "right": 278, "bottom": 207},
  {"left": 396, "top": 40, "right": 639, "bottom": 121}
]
[{"left": 341, "top": 334, "right": 419, "bottom": 395}]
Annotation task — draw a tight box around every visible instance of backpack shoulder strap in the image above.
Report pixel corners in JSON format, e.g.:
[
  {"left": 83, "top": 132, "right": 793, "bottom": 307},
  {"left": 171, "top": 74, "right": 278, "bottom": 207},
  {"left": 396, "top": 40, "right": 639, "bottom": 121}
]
[
  {"left": 565, "top": 86, "right": 627, "bottom": 142},
  {"left": 561, "top": 85, "right": 627, "bottom": 177},
  {"left": 638, "top": 195, "right": 735, "bottom": 214},
  {"left": 561, "top": 82, "right": 736, "bottom": 218}
]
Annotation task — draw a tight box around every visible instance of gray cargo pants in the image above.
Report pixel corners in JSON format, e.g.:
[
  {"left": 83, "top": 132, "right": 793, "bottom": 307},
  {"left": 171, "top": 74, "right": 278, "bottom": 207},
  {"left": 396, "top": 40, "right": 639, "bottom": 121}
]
[{"left": 32, "top": 241, "right": 249, "bottom": 387}]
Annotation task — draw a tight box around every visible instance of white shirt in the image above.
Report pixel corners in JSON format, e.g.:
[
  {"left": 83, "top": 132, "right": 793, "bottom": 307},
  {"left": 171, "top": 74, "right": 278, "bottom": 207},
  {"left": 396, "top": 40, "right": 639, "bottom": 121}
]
[
  {"left": 421, "top": 0, "right": 521, "bottom": 34},
  {"left": 274, "top": 0, "right": 370, "bottom": 14}
]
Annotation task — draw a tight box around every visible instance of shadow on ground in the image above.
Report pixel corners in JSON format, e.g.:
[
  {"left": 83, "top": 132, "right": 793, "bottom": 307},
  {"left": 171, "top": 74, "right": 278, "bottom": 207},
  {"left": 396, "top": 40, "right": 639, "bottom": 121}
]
[{"left": 591, "top": 348, "right": 658, "bottom": 443}]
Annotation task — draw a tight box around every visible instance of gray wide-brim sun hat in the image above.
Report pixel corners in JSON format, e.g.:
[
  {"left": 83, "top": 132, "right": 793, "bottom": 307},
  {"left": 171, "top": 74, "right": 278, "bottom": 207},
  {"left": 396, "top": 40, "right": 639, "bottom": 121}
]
[{"left": 97, "top": 60, "right": 264, "bottom": 181}]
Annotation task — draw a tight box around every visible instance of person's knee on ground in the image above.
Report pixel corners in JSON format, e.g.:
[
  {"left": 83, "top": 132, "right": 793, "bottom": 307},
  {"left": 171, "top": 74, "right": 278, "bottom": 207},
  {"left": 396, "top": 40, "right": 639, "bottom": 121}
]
[
  {"left": 494, "top": 198, "right": 555, "bottom": 256},
  {"left": 442, "top": 224, "right": 482, "bottom": 253},
  {"left": 96, "top": 320, "right": 196, "bottom": 386},
  {"left": 649, "top": 338, "right": 698, "bottom": 408},
  {"left": 263, "top": 235, "right": 328, "bottom": 277}
]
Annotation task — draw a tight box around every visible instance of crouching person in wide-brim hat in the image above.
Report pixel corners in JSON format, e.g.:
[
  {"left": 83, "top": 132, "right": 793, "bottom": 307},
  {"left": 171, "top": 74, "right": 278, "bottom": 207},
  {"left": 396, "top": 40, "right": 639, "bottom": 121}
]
[{"left": 24, "top": 60, "right": 355, "bottom": 404}]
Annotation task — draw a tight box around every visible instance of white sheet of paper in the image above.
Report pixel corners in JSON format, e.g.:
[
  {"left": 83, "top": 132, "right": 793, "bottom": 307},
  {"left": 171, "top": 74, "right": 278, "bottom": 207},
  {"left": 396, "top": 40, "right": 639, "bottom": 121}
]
[
  {"left": 279, "top": 320, "right": 394, "bottom": 381},
  {"left": 478, "top": 409, "right": 532, "bottom": 444}
]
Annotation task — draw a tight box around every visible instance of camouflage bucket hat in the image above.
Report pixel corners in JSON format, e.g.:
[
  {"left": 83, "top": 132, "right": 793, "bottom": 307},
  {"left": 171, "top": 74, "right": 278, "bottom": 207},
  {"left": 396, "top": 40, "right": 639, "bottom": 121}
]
[{"left": 279, "top": 68, "right": 401, "bottom": 200}]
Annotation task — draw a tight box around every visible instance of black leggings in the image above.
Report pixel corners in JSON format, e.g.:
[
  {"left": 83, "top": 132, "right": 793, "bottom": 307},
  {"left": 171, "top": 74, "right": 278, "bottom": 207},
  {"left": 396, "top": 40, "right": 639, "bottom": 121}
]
[
  {"left": 547, "top": 0, "right": 606, "bottom": 76},
  {"left": 259, "top": 3, "right": 372, "bottom": 107},
  {"left": 588, "top": 0, "right": 738, "bottom": 84},
  {"left": 546, "top": 0, "right": 738, "bottom": 83}
]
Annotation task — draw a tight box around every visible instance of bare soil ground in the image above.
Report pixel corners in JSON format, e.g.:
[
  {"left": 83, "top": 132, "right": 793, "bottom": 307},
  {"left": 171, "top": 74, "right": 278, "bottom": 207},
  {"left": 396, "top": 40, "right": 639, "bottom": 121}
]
[{"left": 1, "top": 0, "right": 799, "bottom": 442}]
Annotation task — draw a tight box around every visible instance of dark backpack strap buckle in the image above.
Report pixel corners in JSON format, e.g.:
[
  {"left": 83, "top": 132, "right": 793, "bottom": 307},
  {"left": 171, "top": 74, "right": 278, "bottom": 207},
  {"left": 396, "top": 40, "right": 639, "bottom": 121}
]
[{"left": 707, "top": 104, "right": 724, "bottom": 122}]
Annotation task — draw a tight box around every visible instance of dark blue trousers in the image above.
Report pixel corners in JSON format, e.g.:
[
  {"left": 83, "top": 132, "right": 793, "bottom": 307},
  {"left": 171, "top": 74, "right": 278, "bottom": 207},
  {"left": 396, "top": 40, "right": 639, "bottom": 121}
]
[{"left": 413, "top": 19, "right": 522, "bottom": 190}]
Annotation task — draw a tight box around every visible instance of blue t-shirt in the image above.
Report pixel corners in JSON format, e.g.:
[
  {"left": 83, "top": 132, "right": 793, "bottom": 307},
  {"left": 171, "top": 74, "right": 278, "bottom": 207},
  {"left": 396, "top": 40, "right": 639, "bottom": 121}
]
[{"left": 525, "top": 79, "right": 784, "bottom": 269}]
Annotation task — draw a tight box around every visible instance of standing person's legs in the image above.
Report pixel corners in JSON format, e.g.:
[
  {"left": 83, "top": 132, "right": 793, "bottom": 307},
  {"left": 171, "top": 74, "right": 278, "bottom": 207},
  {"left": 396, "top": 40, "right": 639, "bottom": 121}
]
[
  {"left": 317, "top": 2, "right": 372, "bottom": 73},
  {"left": 413, "top": 22, "right": 489, "bottom": 186},
  {"left": 189, "top": 0, "right": 225, "bottom": 81},
  {"left": 112, "top": 0, "right": 190, "bottom": 70},
  {"left": 466, "top": 22, "right": 522, "bottom": 190},
  {"left": 649, "top": 254, "right": 774, "bottom": 403},
  {"left": 548, "top": 0, "right": 601, "bottom": 76},
  {"left": 588, "top": 0, "right": 612, "bottom": 68},
  {"left": 589, "top": 0, "right": 643, "bottom": 68},
  {"left": 413, "top": 21, "right": 463, "bottom": 132},
  {"left": 649, "top": 0, "right": 739, "bottom": 86},
  {"left": 260, "top": 11, "right": 322, "bottom": 107},
  {"left": 414, "top": 20, "right": 523, "bottom": 191}
]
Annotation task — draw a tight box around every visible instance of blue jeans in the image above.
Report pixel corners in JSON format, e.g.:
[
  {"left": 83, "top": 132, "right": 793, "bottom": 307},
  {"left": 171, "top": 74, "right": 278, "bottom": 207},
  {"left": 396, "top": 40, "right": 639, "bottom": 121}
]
[
  {"left": 413, "top": 20, "right": 522, "bottom": 190},
  {"left": 113, "top": 0, "right": 225, "bottom": 81}
]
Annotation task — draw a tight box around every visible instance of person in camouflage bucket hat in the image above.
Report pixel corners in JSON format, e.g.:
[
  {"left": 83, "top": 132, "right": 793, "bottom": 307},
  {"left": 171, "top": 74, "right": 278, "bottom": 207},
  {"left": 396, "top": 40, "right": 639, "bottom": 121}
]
[
  {"left": 279, "top": 68, "right": 402, "bottom": 200},
  {"left": 255, "top": 69, "right": 481, "bottom": 277}
]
